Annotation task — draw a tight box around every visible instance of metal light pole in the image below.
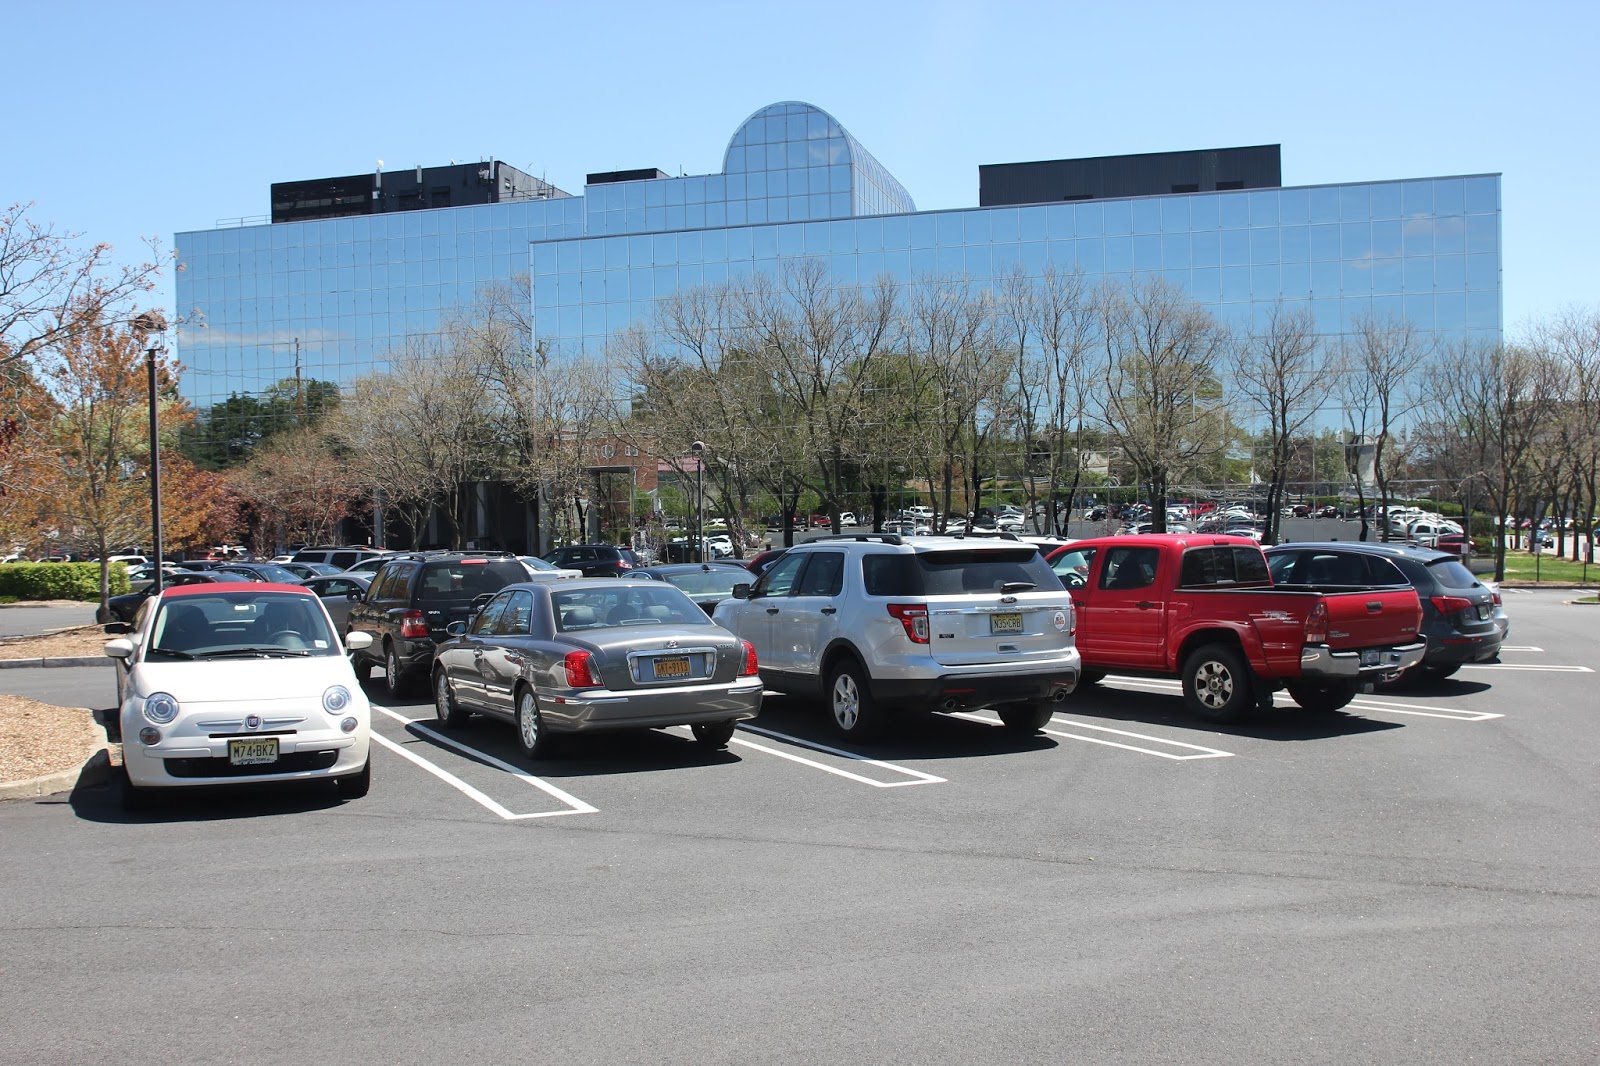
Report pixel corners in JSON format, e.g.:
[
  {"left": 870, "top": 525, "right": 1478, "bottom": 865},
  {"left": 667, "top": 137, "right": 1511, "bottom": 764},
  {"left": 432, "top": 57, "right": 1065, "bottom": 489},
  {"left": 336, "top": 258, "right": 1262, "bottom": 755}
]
[
  {"left": 135, "top": 313, "right": 168, "bottom": 595},
  {"left": 691, "top": 440, "right": 705, "bottom": 563}
]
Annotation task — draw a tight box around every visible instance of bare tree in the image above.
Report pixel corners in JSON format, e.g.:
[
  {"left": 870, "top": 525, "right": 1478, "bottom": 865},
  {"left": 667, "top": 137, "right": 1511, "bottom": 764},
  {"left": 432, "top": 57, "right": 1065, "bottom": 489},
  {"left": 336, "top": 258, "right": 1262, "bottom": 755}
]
[
  {"left": 1532, "top": 305, "right": 1600, "bottom": 564},
  {"left": 1421, "top": 339, "right": 1556, "bottom": 580},
  {"left": 1232, "top": 302, "right": 1323, "bottom": 544},
  {"left": 1344, "top": 313, "right": 1429, "bottom": 540},
  {"left": 1096, "top": 277, "right": 1230, "bottom": 532}
]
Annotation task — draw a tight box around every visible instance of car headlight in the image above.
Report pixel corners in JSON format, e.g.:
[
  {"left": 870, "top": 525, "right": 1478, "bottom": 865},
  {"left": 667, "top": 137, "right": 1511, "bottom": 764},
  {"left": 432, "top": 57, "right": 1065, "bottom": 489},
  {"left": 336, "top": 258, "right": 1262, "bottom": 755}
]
[
  {"left": 143, "top": 692, "right": 179, "bottom": 724},
  {"left": 323, "top": 686, "right": 352, "bottom": 713}
]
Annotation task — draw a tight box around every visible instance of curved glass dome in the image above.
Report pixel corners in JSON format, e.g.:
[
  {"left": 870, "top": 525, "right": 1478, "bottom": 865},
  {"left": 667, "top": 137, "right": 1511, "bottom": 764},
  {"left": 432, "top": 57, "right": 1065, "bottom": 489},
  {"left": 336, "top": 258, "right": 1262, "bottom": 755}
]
[{"left": 722, "top": 101, "right": 915, "bottom": 220}]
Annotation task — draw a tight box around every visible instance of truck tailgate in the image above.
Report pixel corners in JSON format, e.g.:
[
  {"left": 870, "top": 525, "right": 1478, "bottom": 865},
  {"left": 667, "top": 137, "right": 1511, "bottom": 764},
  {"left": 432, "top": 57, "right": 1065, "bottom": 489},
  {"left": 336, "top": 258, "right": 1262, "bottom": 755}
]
[{"left": 1319, "top": 587, "right": 1422, "bottom": 649}]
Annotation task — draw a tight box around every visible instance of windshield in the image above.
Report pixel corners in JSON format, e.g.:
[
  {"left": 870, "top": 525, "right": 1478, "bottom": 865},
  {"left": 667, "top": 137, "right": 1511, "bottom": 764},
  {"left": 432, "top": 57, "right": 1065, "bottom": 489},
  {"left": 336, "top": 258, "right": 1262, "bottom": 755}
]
[
  {"left": 661, "top": 568, "right": 746, "bottom": 596},
  {"left": 552, "top": 585, "right": 710, "bottom": 631},
  {"left": 148, "top": 591, "right": 339, "bottom": 658}
]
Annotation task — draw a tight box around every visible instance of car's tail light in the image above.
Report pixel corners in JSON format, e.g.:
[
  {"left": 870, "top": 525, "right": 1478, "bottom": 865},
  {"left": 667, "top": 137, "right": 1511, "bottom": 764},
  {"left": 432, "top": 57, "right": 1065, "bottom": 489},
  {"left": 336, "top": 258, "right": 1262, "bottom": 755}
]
[
  {"left": 1430, "top": 595, "right": 1474, "bottom": 617},
  {"left": 564, "top": 650, "right": 602, "bottom": 688},
  {"left": 399, "top": 609, "right": 429, "bottom": 639},
  {"left": 1491, "top": 590, "right": 1502, "bottom": 606},
  {"left": 887, "top": 603, "right": 930, "bottom": 643},
  {"left": 1304, "top": 601, "right": 1328, "bottom": 644},
  {"left": 616, "top": 560, "right": 632, "bottom": 570},
  {"left": 739, "top": 640, "right": 759, "bottom": 676}
]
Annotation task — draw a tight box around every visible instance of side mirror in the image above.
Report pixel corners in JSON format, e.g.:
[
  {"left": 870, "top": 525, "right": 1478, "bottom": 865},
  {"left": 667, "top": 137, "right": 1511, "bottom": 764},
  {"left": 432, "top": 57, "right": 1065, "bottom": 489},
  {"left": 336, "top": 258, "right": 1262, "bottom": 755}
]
[
  {"left": 103, "top": 638, "right": 134, "bottom": 659},
  {"left": 344, "top": 631, "right": 374, "bottom": 652},
  {"left": 445, "top": 621, "right": 467, "bottom": 637},
  {"left": 732, "top": 583, "right": 751, "bottom": 600},
  {"left": 102, "top": 621, "right": 131, "bottom": 635}
]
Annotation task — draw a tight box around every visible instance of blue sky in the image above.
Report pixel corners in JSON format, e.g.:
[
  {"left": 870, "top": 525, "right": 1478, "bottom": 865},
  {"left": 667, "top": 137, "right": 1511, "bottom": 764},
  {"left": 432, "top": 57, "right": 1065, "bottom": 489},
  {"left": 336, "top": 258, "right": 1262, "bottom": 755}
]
[{"left": 6, "top": 0, "right": 1593, "bottom": 332}]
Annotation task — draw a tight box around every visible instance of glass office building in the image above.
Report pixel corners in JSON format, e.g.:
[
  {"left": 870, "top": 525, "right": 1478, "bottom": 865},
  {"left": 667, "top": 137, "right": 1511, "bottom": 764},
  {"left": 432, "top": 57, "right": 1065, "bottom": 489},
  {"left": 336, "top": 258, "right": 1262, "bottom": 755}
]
[{"left": 174, "top": 100, "right": 1501, "bottom": 419}]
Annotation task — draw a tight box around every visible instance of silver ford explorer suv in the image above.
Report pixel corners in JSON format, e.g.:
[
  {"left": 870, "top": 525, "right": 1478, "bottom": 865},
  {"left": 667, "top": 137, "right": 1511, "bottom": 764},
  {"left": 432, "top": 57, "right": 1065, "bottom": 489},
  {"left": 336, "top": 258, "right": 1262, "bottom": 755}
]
[{"left": 713, "top": 534, "right": 1080, "bottom": 740}]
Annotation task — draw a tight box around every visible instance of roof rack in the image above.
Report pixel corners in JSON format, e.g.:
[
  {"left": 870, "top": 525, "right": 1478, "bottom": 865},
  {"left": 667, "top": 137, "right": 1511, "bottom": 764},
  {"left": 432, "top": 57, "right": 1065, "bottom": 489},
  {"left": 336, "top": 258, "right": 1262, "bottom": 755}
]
[{"left": 806, "top": 533, "right": 904, "bottom": 546}]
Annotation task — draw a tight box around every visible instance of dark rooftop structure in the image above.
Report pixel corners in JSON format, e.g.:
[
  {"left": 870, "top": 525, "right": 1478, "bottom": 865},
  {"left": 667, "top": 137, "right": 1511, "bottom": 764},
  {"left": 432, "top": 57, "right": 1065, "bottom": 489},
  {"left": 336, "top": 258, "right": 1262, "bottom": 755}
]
[
  {"left": 979, "top": 145, "right": 1282, "bottom": 207},
  {"left": 271, "top": 161, "right": 569, "bottom": 224}
]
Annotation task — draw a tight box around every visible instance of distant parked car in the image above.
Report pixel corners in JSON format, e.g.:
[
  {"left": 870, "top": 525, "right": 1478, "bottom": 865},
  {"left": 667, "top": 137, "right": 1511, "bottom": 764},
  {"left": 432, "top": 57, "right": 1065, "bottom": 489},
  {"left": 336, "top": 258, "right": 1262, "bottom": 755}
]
[
  {"left": 105, "top": 570, "right": 252, "bottom": 623},
  {"left": 517, "top": 556, "right": 583, "bottom": 581},
  {"left": 215, "top": 562, "right": 307, "bottom": 585},
  {"left": 279, "top": 561, "right": 343, "bottom": 581},
  {"left": 430, "top": 579, "right": 762, "bottom": 757},
  {"left": 290, "top": 545, "right": 391, "bottom": 572},
  {"left": 542, "top": 543, "right": 641, "bottom": 577},
  {"left": 299, "top": 573, "right": 373, "bottom": 633},
  {"left": 632, "top": 563, "right": 753, "bottom": 615}
]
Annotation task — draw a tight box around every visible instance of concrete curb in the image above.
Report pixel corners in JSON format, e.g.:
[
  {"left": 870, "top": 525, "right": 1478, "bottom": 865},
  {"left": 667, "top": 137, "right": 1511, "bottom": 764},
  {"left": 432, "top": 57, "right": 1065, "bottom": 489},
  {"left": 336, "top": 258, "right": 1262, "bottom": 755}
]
[
  {"left": 0, "top": 656, "right": 111, "bottom": 670},
  {"left": 0, "top": 743, "right": 113, "bottom": 800}
]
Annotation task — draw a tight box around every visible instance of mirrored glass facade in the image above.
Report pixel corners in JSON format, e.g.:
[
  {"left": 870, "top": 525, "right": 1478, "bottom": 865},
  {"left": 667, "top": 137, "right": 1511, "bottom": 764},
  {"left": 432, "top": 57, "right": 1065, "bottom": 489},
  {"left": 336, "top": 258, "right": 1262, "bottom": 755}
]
[{"left": 175, "top": 100, "right": 1501, "bottom": 424}]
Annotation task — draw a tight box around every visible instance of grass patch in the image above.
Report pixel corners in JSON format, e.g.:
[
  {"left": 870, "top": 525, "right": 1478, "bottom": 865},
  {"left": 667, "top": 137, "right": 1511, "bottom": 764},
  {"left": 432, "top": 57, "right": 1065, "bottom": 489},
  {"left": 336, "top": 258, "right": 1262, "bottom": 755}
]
[{"left": 1494, "top": 552, "right": 1599, "bottom": 585}]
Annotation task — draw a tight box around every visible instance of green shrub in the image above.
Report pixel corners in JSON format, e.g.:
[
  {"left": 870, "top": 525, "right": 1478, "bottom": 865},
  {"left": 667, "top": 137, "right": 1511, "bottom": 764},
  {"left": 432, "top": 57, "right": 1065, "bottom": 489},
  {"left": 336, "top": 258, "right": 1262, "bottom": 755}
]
[{"left": 0, "top": 563, "right": 130, "bottom": 602}]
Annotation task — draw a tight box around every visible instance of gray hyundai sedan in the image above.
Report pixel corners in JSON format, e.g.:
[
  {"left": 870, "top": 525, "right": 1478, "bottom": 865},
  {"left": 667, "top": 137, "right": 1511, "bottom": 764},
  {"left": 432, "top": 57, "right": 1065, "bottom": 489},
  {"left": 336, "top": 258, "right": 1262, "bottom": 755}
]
[{"left": 430, "top": 580, "right": 763, "bottom": 758}]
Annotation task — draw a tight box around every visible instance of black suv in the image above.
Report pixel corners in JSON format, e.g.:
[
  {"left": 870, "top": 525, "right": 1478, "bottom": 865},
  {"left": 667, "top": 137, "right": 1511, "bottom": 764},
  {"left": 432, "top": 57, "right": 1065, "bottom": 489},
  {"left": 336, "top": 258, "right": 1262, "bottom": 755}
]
[
  {"left": 543, "top": 543, "right": 640, "bottom": 577},
  {"left": 1265, "top": 541, "right": 1505, "bottom": 681},
  {"left": 347, "top": 551, "right": 531, "bottom": 697}
]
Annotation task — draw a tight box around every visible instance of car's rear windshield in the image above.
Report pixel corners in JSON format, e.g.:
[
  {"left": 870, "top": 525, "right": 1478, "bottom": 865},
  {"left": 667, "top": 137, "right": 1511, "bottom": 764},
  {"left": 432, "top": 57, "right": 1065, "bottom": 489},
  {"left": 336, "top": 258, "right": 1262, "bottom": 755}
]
[
  {"left": 862, "top": 549, "right": 1062, "bottom": 597},
  {"left": 416, "top": 560, "right": 528, "bottom": 602},
  {"left": 1426, "top": 558, "right": 1481, "bottom": 589},
  {"left": 551, "top": 585, "right": 710, "bottom": 631},
  {"left": 661, "top": 569, "right": 746, "bottom": 596}
]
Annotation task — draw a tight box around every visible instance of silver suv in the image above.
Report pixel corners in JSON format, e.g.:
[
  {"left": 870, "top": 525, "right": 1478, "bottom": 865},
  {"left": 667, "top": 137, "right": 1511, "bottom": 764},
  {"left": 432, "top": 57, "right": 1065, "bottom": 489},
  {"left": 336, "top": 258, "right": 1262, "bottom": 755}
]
[{"left": 713, "top": 534, "right": 1080, "bottom": 740}]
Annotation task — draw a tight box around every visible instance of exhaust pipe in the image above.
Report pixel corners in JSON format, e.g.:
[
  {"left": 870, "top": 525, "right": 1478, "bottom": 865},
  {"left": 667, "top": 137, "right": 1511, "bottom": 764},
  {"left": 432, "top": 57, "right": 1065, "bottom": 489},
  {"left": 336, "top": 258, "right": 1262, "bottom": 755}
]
[
  {"left": 941, "top": 698, "right": 960, "bottom": 711},
  {"left": 1052, "top": 689, "right": 1070, "bottom": 703}
]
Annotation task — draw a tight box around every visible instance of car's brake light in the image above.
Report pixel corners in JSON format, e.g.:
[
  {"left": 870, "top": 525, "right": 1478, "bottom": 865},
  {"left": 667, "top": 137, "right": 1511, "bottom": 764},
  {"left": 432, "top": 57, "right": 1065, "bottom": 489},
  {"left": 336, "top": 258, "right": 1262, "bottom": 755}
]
[
  {"left": 564, "top": 649, "right": 602, "bottom": 688},
  {"left": 616, "top": 560, "right": 632, "bottom": 569},
  {"left": 739, "top": 640, "right": 759, "bottom": 676},
  {"left": 1430, "top": 594, "right": 1474, "bottom": 616},
  {"left": 459, "top": 559, "right": 486, "bottom": 564},
  {"left": 399, "top": 609, "right": 429, "bottom": 639},
  {"left": 1491, "top": 590, "right": 1502, "bottom": 606},
  {"left": 1304, "top": 601, "right": 1328, "bottom": 644},
  {"left": 887, "top": 603, "right": 930, "bottom": 643}
]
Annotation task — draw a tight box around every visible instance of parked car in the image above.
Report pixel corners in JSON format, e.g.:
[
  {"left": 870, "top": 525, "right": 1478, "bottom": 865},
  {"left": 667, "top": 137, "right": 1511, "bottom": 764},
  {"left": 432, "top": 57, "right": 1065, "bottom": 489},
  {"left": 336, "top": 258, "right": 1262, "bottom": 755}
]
[
  {"left": 1265, "top": 542, "right": 1504, "bottom": 682},
  {"left": 1064, "top": 534, "right": 1424, "bottom": 719},
  {"left": 430, "top": 579, "right": 762, "bottom": 757},
  {"left": 278, "top": 561, "right": 343, "bottom": 581},
  {"left": 299, "top": 573, "right": 373, "bottom": 633},
  {"left": 106, "top": 570, "right": 252, "bottom": 623},
  {"left": 632, "top": 562, "right": 753, "bottom": 615},
  {"left": 517, "top": 556, "right": 583, "bottom": 581},
  {"left": 101, "top": 582, "right": 374, "bottom": 810},
  {"left": 543, "top": 543, "right": 641, "bottom": 577},
  {"left": 347, "top": 551, "right": 534, "bottom": 697},
  {"left": 215, "top": 562, "right": 307, "bottom": 585},
  {"left": 745, "top": 548, "right": 789, "bottom": 578},
  {"left": 714, "top": 533, "right": 1080, "bottom": 740},
  {"left": 290, "top": 545, "right": 391, "bottom": 572}
]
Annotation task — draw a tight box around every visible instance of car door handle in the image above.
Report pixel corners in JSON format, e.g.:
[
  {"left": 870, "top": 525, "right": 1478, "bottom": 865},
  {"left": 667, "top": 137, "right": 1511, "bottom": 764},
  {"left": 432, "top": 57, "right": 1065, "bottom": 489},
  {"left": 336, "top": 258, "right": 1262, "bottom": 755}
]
[
  {"left": 820, "top": 606, "right": 837, "bottom": 615},
  {"left": 766, "top": 607, "right": 780, "bottom": 615},
  {"left": 1366, "top": 601, "right": 1383, "bottom": 612},
  {"left": 1137, "top": 601, "right": 1154, "bottom": 610}
]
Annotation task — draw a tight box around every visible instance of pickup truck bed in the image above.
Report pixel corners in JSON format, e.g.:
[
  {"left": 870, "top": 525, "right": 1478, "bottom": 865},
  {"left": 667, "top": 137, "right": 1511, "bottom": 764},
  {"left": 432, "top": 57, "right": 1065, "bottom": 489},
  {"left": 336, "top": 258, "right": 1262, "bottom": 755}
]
[{"left": 1064, "top": 535, "right": 1424, "bottom": 720}]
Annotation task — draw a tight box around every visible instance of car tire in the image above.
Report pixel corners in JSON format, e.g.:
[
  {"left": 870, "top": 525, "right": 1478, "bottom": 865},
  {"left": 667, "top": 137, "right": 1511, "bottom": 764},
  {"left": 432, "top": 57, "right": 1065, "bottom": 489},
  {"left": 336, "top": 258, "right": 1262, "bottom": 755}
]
[
  {"left": 690, "top": 720, "right": 737, "bottom": 748},
  {"left": 515, "top": 686, "right": 558, "bottom": 760},
  {"left": 827, "top": 659, "right": 889, "bottom": 741},
  {"left": 1180, "top": 643, "right": 1255, "bottom": 723},
  {"left": 433, "top": 668, "right": 470, "bottom": 728},
  {"left": 383, "top": 643, "right": 409, "bottom": 699},
  {"left": 335, "top": 758, "right": 371, "bottom": 799},
  {"left": 1077, "top": 669, "right": 1106, "bottom": 688},
  {"left": 1424, "top": 663, "right": 1462, "bottom": 680},
  {"left": 996, "top": 702, "right": 1055, "bottom": 733},
  {"left": 1286, "top": 681, "right": 1358, "bottom": 714}
]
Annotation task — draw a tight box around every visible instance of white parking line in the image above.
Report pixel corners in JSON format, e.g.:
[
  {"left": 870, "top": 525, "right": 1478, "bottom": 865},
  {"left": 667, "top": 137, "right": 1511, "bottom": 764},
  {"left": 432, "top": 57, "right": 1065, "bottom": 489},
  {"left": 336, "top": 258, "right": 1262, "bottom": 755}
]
[
  {"left": 1499, "top": 646, "right": 1544, "bottom": 652},
  {"left": 730, "top": 724, "right": 946, "bottom": 787},
  {"left": 1457, "top": 664, "right": 1593, "bottom": 673},
  {"left": 951, "top": 711, "right": 1235, "bottom": 760},
  {"left": 371, "top": 705, "right": 597, "bottom": 819}
]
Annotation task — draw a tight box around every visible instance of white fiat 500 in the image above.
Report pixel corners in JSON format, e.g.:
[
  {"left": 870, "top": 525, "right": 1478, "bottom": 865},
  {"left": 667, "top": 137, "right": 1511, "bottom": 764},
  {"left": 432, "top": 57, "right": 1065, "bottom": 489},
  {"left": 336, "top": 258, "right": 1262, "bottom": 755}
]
[{"left": 104, "top": 583, "right": 374, "bottom": 809}]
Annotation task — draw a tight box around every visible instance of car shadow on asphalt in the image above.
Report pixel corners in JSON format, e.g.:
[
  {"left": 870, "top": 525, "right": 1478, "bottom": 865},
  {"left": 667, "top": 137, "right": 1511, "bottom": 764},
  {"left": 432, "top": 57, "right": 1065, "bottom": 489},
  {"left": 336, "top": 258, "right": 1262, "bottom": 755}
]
[
  {"left": 1056, "top": 683, "right": 1405, "bottom": 742},
  {"left": 741, "top": 694, "right": 1060, "bottom": 761},
  {"left": 411, "top": 718, "right": 747, "bottom": 779},
  {"left": 64, "top": 771, "right": 348, "bottom": 824},
  {"left": 1377, "top": 677, "right": 1493, "bottom": 697}
]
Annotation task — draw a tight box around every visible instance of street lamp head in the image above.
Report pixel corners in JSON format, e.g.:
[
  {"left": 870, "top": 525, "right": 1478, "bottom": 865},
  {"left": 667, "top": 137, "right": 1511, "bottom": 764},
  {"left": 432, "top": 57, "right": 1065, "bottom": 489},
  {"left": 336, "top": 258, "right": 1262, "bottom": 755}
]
[
  {"left": 131, "top": 310, "right": 168, "bottom": 337},
  {"left": 691, "top": 440, "right": 705, "bottom": 455}
]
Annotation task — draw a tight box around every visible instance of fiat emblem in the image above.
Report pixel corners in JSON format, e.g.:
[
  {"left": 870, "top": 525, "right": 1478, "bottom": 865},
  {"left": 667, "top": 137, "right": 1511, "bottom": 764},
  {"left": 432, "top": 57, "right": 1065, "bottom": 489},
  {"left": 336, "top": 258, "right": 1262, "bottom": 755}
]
[{"left": 245, "top": 714, "right": 260, "bottom": 729}]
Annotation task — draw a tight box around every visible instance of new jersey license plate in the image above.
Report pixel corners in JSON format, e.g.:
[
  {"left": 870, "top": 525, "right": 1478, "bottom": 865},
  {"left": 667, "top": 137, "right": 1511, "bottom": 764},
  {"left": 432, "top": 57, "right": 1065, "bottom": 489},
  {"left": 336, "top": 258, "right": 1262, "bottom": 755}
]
[
  {"left": 1359, "top": 649, "right": 1380, "bottom": 667},
  {"left": 990, "top": 612, "right": 1024, "bottom": 635},
  {"left": 229, "top": 737, "right": 279, "bottom": 765},
  {"left": 653, "top": 656, "right": 690, "bottom": 679}
]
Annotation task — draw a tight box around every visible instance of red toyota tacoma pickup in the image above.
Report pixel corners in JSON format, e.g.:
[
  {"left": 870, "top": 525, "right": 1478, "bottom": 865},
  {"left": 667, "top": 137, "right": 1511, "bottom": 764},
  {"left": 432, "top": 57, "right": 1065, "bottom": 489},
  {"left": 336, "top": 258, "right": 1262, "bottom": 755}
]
[{"left": 1061, "top": 534, "right": 1425, "bottom": 720}]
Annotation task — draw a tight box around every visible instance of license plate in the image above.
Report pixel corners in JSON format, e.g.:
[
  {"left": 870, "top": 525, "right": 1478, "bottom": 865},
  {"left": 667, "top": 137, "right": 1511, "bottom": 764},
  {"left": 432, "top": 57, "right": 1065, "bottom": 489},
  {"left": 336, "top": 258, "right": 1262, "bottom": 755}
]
[
  {"left": 1359, "top": 649, "right": 1380, "bottom": 667},
  {"left": 229, "top": 738, "right": 279, "bottom": 765},
  {"left": 1477, "top": 605, "right": 1491, "bottom": 619},
  {"left": 990, "top": 612, "right": 1024, "bottom": 635},
  {"left": 653, "top": 656, "right": 690, "bottom": 679}
]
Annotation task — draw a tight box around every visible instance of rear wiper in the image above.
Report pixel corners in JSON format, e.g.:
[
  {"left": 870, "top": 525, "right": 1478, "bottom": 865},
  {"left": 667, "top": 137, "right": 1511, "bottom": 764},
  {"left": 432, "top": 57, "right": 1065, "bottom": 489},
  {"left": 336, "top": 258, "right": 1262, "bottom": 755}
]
[
  {"left": 1000, "top": 581, "right": 1037, "bottom": 594},
  {"left": 196, "top": 647, "right": 311, "bottom": 659}
]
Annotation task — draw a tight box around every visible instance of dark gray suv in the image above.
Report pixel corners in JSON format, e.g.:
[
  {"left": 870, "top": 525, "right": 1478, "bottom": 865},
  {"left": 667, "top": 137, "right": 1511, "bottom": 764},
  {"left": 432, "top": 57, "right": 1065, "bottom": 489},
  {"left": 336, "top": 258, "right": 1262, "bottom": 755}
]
[{"left": 1265, "top": 542, "right": 1504, "bottom": 681}]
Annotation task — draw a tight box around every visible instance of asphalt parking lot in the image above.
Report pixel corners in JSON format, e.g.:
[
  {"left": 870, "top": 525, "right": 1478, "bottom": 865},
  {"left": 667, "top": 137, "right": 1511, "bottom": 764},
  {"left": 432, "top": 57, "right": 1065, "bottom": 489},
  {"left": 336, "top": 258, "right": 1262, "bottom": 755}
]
[{"left": 2, "top": 589, "right": 1597, "bottom": 1064}]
